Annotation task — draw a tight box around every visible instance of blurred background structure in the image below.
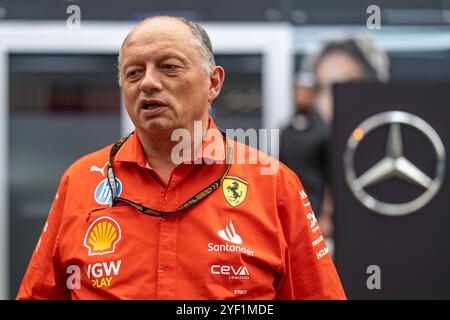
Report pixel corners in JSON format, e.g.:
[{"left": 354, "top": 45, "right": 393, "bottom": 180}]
[{"left": 0, "top": 0, "right": 449, "bottom": 299}]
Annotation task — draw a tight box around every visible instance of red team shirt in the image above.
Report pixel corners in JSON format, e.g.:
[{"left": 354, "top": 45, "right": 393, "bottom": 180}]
[{"left": 17, "top": 118, "right": 346, "bottom": 300}]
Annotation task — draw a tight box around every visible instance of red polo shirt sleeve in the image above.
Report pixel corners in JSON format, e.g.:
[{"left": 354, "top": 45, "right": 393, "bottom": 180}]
[
  {"left": 275, "top": 165, "right": 346, "bottom": 300},
  {"left": 17, "top": 174, "right": 70, "bottom": 300}
]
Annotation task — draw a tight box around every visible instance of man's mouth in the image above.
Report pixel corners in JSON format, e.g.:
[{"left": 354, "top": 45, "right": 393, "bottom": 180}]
[
  {"left": 142, "top": 101, "right": 166, "bottom": 109},
  {"left": 139, "top": 99, "right": 168, "bottom": 117}
]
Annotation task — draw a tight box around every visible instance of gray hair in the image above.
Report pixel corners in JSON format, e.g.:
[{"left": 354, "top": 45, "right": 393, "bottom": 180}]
[{"left": 117, "top": 16, "right": 216, "bottom": 86}]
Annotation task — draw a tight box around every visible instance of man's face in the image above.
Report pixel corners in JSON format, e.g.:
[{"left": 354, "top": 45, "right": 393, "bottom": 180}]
[
  {"left": 294, "top": 84, "right": 316, "bottom": 115},
  {"left": 120, "top": 18, "right": 224, "bottom": 134}
]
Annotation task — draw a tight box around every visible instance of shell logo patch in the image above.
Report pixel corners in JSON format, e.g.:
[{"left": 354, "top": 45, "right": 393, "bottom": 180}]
[
  {"left": 222, "top": 176, "right": 248, "bottom": 207},
  {"left": 84, "top": 216, "right": 122, "bottom": 256}
]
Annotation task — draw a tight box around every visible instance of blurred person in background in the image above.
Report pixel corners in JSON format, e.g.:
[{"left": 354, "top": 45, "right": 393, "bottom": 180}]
[
  {"left": 313, "top": 38, "right": 389, "bottom": 239},
  {"left": 281, "top": 38, "right": 389, "bottom": 241},
  {"left": 314, "top": 38, "right": 390, "bottom": 123},
  {"left": 279, "top": 72, "right": 329, "bottom": 222}
]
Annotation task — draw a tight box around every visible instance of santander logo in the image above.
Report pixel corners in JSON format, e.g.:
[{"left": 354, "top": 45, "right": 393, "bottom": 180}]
[
  {"left": 218, "top": 221, "right": 242, "bottom": 245},
  {"left": 208, "top": 220, "right": 254, "bottom": 256}
]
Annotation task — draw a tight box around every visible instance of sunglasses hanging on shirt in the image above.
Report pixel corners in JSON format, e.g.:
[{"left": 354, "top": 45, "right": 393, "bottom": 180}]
[{"left": 106, "top": 129, "right": 232, "bottom": 217}]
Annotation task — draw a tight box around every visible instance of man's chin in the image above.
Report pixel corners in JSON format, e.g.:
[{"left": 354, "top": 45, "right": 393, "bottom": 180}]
[{"left": 139, "top": 118, "right": 176, "bottom": 133}]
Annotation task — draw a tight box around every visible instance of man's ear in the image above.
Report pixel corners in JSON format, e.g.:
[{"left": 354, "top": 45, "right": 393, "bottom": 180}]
[{"left": 208, "top": 66, "right": 225, "bottom": 103}]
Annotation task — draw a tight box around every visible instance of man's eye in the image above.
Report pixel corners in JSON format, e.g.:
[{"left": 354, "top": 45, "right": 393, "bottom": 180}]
[
  {"left": 162, "top": 64, "right": 179, "bottom": 71},
  {"left": 126, "top": 70, "right": 141, "bottom": 79}
]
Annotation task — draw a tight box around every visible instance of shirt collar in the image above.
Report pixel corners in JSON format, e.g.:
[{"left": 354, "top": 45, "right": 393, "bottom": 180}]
[{"left": 114, "top": 116, "right": 225, "bottom": 166}]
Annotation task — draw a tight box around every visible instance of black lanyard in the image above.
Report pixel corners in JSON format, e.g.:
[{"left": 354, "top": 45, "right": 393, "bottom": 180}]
[{"left": 106, "top": 129, "right": 232, "bottom": 217}]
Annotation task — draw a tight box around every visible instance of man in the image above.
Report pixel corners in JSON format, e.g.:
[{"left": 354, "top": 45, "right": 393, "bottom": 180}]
[
  {"left": 280, "top": 72, "right": 329, "bottom": 220},
  {"left": 17, "top": 16, "right": 345, "bottom": 300}
]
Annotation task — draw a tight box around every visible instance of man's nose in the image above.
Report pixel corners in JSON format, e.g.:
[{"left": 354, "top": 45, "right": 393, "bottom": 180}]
[{"left": 140, "top": 67, "right": 163, "bottom": 93}]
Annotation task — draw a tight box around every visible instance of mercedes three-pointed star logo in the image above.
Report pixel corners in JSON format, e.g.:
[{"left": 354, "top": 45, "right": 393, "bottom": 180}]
[{"left": 343, "top": 111, "right": 446, "bottom": 216}]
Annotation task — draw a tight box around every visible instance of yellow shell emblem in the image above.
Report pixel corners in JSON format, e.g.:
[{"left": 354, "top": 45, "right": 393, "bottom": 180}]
[
  {"left": 222, "top": 176, "right": 248, "bottom": 207},
  {"left": 84, "top": 216, "right": 122, "bottom": 256}
]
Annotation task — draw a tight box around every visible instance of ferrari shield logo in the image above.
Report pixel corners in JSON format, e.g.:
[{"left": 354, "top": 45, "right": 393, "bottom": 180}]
[{"left": 222, "top": 176, "right": 248, "bottom": 207}]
